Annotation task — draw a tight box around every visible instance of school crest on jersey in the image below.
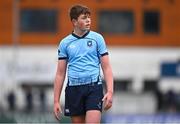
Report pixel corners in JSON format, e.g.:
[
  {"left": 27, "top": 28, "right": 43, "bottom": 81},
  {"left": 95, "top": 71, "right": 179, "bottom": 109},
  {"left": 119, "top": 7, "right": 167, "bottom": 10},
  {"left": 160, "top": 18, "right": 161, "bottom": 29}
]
[{"left": 87, "top": 41, "right": 92, "bottom": 47}]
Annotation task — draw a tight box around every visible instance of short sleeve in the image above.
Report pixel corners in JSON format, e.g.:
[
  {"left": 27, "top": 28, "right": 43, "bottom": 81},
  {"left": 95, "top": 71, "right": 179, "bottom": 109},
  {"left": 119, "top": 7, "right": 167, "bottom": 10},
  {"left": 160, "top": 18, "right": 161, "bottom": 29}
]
[
  {"left": 97, "top": 34, "right": 108, "bottom": 57},
  {"left": 58, "top": 40, "right": 68, "bottom": 60}
]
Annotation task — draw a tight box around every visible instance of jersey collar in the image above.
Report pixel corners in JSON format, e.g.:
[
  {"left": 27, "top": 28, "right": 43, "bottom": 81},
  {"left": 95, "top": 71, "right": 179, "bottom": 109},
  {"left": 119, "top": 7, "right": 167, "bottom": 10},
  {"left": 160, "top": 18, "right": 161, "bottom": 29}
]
[{"left": 72, "top": 30, "right": 90, "bottom": 39}]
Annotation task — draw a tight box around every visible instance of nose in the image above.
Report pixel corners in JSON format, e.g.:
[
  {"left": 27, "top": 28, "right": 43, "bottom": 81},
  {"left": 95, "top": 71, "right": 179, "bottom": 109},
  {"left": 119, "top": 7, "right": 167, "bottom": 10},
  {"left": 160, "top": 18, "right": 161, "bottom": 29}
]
[{"left": 86, "top": 17, "right": 91, "bottom": 22}]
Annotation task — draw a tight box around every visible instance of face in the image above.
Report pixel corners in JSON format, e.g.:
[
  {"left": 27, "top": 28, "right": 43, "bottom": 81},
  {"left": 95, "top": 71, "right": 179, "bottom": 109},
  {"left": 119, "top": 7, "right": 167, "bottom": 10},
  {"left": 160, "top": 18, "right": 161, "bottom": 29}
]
[{"left": 73, "top": 14, "right": 91, "bottom": 31}]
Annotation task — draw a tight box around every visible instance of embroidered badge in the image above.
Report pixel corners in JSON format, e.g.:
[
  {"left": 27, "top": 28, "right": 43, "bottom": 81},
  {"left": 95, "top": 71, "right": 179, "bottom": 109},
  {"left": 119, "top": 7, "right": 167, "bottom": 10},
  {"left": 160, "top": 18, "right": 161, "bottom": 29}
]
[
  {"left": 87, "top": 41, "right": 92, "bottom": 47},
  {"left": 65, "top": 109, "right": 70, "bottom": 113}
]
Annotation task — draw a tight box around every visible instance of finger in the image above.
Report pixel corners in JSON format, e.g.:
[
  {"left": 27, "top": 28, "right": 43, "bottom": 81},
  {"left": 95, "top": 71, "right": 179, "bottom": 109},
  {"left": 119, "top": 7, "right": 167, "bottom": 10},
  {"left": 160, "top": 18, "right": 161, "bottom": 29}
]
[
  {"left": 104, "top": 100, "right": 112, "bottom": 110},
  {"left": 102, "top": 94, "right": 107, "bottom": 101},
  {"left": 102, "top": 97, "right": 105, "bottom": 101},
  {"left": 104, "top": 104, "right": 111, "bottom": 110},
  {"left": 103, "top": 100, "right": 108, "bottom": 110},
  {"left": 55, "top": 111, "right": 62, "bottom": 121},
  {"left": 54, "top": 109, "right": 62, "bottom": 121},
  {"left": 54, "top": 110, "right": 59, "bottom": 120}
]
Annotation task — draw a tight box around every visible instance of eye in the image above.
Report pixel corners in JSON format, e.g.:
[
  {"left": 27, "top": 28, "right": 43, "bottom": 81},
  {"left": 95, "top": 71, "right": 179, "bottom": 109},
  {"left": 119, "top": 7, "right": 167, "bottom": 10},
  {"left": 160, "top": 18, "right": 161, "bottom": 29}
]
[{"left": 82, "top": 16, "right": 87, "bottom": 19}]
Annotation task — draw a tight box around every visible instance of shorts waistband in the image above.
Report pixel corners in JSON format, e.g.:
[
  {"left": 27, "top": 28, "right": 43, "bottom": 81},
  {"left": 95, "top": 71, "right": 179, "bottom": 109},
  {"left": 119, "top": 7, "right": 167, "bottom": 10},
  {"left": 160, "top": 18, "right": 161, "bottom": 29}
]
[
  {"left": 67, "top": 76, "right": 102, "bottom": 87},
  {"left": 67, "top": 81, "right": 102, "bottom": 87},
  {"left": 86, "top": 81, "right": 102, "bottom": 86}
]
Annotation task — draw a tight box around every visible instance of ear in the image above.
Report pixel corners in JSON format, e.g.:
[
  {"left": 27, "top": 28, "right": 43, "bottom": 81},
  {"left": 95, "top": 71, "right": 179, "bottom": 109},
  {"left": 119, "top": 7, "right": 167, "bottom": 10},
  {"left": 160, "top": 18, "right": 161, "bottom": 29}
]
[{"left": 72, "top": 19, "right": 77, "bottom": 26}]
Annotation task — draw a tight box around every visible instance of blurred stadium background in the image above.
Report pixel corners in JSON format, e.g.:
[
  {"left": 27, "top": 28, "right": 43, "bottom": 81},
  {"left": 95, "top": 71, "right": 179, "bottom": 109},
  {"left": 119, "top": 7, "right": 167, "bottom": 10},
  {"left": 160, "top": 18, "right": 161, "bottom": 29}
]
[{"left": 1, "top": 0, "right": 180, "bottom": 123}]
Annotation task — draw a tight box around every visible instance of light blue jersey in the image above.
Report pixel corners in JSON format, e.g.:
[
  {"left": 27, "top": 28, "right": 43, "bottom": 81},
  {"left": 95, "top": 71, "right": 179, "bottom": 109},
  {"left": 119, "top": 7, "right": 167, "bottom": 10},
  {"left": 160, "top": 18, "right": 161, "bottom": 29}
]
[{"left": 58, "top": 30, "right": 108, "bottom": 86}]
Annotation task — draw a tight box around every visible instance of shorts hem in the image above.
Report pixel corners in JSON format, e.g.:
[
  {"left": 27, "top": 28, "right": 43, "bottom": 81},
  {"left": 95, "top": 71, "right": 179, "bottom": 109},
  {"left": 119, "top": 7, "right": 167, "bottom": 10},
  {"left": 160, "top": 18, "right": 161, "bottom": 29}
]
[
  {"left": 86, "top": 108, "right": 102, "bottom": 112},
  {"left": 64, "top": 112, "right": 86, "bottom": 117}
]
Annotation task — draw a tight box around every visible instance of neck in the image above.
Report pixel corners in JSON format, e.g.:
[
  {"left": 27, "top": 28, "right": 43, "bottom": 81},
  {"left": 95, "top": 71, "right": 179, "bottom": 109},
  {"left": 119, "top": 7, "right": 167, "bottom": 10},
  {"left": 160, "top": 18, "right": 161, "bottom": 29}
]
[{"left": 73, "top": 28, "right": 88, "bottom": 37}]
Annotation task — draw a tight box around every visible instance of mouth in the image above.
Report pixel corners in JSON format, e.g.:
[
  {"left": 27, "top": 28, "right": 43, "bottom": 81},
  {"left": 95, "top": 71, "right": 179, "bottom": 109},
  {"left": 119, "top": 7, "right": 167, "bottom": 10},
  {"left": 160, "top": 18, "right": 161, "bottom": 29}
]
[{"left": 85, "top": 24, "right": 90, "bottom": 28}]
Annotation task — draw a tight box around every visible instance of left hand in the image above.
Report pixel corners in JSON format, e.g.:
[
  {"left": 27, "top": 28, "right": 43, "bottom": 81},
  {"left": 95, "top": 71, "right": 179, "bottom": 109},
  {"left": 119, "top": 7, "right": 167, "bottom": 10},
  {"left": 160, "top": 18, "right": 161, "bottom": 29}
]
[{"left": 102, "top": 91, "right": 113, "bottom": 110}]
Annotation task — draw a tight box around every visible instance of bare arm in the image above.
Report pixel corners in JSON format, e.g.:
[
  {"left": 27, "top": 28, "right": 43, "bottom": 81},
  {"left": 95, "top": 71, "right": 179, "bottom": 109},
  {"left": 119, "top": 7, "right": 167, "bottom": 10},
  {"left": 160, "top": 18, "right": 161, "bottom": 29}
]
[
  {"left": 101, "top": 55, "right": 114, "bottom": 110},
  {"left": 54, "top": 59, "right": 67, "bottom": 120}
]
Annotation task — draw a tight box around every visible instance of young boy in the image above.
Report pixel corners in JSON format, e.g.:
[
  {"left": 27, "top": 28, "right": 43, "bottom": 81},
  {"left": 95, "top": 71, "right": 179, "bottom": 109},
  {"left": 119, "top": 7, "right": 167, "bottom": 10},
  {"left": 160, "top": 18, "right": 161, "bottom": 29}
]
[{"left": 54, "top": 4, "right": 113, "bottom": 123}]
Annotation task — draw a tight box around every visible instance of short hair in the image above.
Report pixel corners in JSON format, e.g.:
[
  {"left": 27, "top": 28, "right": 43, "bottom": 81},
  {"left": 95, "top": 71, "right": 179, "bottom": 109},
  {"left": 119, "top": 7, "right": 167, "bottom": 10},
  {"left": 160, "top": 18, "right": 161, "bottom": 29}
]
[{"left": 69, "top": 4, "right": 91, "bottom": 21}]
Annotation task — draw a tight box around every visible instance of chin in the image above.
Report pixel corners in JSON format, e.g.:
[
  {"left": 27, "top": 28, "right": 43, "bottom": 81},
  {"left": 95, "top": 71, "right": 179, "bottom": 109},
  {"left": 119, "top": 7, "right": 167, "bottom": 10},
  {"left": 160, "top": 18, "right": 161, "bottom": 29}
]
[
  {"left": 83, "top": 29, "right": 90, "bottom": 32},
  {"left": 86, "top": 28, "right": 90, "bottom": 31}
]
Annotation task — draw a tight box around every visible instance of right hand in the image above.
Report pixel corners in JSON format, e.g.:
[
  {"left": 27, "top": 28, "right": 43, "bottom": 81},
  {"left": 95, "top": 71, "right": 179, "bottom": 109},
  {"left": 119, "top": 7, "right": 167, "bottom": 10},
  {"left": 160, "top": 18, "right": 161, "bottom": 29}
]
[{"left": 54, "top": 102, "right": 62, "bottom": 121}]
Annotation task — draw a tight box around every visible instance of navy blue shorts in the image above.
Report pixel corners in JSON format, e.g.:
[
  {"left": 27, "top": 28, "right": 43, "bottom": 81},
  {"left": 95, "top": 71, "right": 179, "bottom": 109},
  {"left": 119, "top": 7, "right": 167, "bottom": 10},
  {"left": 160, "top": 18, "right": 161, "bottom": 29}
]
[{"left": 64, "top": 82, "right": 103, "bottom": 116}]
